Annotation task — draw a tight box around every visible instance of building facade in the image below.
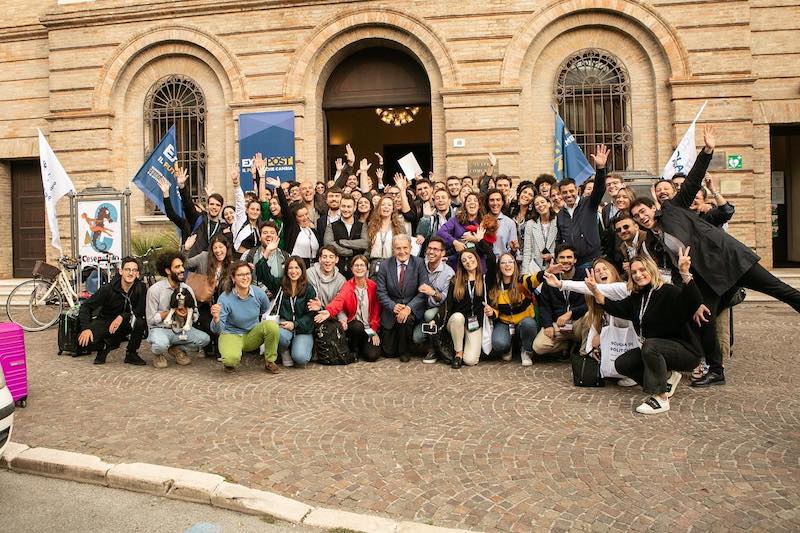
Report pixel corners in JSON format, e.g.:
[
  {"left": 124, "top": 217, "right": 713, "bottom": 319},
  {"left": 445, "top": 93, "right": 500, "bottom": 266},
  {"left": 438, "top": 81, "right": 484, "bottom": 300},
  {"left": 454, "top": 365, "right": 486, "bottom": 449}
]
[{"left": 0, "top": 0, "right": 799, "bottom": 277}]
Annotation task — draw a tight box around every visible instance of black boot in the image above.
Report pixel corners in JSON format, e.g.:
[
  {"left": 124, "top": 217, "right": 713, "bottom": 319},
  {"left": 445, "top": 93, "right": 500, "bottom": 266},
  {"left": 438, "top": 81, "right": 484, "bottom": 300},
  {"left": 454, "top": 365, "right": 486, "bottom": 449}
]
[
  {"left": 124, "top": 352, "right": 147, "bottom": 366},
  {"left": 93, "top": 345, "right": 109, "bottom": 365}
]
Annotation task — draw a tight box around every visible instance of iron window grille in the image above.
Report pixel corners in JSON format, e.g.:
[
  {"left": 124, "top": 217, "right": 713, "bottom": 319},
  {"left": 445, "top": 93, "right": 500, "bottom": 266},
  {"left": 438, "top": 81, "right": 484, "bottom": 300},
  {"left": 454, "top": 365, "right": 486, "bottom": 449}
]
[
  {"left": 554, "top": 49, "right": 632, "bottom": 172},
  {"left": 144, "top": 74, "right": 207, "bottom": 209}
]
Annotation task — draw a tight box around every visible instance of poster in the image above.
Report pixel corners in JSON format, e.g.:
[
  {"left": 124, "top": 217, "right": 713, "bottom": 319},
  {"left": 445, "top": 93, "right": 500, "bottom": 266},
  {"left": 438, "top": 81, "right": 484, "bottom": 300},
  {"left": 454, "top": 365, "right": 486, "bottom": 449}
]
[
  {"left": 239, "top": 111, "right": 295, "bottom": 191},
  {"left": 77, "top": 199, "right": 123, "bottom": 264}
]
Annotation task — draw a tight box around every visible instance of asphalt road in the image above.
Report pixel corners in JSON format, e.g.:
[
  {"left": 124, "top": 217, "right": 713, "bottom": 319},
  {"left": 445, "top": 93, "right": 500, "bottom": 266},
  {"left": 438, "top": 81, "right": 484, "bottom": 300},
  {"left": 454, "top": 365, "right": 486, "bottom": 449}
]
[{"left": 0, "top": 470, "right": 317, "bottom": 533}]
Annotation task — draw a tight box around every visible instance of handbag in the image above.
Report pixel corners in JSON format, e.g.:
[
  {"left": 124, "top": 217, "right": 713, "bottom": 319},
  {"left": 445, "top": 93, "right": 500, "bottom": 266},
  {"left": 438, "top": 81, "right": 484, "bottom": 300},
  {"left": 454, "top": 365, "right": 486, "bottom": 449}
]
[
  {"left": 598, "top": 324, "right": 640, "bottom": 379},
  {"left": 261, "top": 288, "right": 282, "bottom": 322},
  {"left": 571, "top": 350, "right": 604, "bottom": 387},
  {"left": 480, "top": 275, "right": 493, "bottom": 354},
  {"left": 186, "top": 272, "right": 214, "bottom": 304}
]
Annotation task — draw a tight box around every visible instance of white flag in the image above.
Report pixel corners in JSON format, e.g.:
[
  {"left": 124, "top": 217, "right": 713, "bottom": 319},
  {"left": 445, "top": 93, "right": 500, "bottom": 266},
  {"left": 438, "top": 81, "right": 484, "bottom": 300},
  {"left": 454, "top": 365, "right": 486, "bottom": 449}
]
[
  {"left": 38, "top": 129, "right": 76, "bottom": 252},
  {"left": 662, "top": 101, "right": 707, "bottom": 180}
]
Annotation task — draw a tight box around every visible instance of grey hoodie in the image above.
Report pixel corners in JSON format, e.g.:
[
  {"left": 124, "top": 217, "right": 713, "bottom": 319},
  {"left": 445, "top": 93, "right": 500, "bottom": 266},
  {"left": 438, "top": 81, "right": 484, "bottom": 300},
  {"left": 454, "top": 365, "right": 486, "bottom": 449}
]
[{"left": 306, "top": 263, "right": 346, "bottom": 307}]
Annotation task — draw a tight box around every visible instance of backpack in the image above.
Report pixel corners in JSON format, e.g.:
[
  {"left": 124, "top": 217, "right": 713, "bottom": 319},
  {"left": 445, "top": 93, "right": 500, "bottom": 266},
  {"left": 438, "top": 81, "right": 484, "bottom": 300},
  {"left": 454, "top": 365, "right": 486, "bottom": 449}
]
[{"left": 313, "top": 320, "right": 356, "bottom": 365}]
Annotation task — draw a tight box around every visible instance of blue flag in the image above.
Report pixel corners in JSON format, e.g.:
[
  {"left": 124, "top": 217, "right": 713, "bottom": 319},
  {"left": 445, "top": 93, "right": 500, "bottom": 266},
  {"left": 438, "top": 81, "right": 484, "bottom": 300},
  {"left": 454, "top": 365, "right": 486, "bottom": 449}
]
[
  {"left": 131, "top": 125, "right": 184, "bottom": 218},
  {"left": 553, "top": 111, "right": 594, "bottom": 185}
]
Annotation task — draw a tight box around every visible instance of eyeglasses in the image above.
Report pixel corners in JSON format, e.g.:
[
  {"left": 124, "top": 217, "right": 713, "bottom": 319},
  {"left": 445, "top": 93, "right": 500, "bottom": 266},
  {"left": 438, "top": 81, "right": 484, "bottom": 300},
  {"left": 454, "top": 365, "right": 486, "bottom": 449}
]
[
  {"left": 427, "top": 247, "right": 443, "bottom": 253},
  {"left": 615, "top": 224, "right": 633, "bottom": 233}
]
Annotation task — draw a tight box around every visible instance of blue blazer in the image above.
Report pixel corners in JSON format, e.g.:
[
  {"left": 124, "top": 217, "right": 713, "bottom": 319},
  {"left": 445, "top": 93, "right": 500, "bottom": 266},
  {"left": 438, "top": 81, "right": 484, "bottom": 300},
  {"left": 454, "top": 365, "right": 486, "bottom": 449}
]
[{"left": 375, "top": 255, "right": 430, "bottom": 328}]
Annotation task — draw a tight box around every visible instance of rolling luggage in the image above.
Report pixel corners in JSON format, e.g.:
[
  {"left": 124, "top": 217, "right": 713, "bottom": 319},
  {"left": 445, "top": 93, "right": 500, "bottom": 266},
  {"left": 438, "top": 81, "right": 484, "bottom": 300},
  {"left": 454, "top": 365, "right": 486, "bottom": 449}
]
[
  {"left": 57, "top": 305, "right": 84, "bottom": 356},
  {"left": 0, "top": 322, "right": 28, "bottom": 407}
]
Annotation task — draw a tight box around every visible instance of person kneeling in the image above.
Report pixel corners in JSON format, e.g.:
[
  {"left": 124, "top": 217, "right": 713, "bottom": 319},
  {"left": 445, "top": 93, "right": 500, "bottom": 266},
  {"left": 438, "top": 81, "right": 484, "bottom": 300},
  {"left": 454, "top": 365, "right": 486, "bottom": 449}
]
[
  {"left": 592, "top": 252, "right": 704, "bottom": 414},
  {"left": 78, "top": 256, "right": 147, "bottom": 365},
  {"left": 211, "top": 261, "right": 280, "bottom": 374},
  {"left": 315, "top": 255, "right": 382, "bottom": 362}
]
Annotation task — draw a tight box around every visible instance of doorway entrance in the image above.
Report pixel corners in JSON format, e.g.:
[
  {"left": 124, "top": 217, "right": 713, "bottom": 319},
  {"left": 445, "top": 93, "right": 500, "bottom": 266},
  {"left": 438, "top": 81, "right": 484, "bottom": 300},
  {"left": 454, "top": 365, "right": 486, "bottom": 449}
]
[
  {"left": 771, "top": 125, "right": 800, "bottom": 267},
  {"left": 11, "top": 160, "right": 46, "bottom": 277},
  {"left": 323, "top": 46, "right": 432, "bottom": 183}
]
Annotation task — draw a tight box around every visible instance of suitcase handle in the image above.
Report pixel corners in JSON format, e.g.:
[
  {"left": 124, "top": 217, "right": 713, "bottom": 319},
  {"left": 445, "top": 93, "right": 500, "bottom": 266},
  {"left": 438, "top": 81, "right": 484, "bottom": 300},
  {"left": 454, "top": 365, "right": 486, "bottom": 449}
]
[{"left": 9, "top": 361, "right": 24, "bottom": 367}]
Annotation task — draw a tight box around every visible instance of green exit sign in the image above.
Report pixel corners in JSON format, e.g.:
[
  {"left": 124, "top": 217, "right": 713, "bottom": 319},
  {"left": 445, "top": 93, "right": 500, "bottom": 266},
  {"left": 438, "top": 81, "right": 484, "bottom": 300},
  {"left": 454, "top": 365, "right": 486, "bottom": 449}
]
[{"left": 726, "top": 154, "right": 743, "bottom": 170}]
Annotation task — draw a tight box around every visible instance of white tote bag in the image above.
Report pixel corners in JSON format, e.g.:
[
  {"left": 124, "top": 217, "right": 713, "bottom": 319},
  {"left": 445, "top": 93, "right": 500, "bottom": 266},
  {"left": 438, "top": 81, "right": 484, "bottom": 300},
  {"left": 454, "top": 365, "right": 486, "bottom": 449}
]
[
  {"left": 261, "top": 288, "right": 283, "bottom": 323},
  {"left": 481, "top": 276, "right": 493, "bottom": 354},
  {"left": 599, "top": 324, "right": 640, "bottom": 379}
]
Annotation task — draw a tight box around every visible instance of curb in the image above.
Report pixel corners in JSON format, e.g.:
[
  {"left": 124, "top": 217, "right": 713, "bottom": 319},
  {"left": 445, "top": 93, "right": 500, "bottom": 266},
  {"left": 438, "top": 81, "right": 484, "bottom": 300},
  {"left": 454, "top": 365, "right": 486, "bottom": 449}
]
[{"left": 1, "top": 441, "right": 480, "bottom": 533}]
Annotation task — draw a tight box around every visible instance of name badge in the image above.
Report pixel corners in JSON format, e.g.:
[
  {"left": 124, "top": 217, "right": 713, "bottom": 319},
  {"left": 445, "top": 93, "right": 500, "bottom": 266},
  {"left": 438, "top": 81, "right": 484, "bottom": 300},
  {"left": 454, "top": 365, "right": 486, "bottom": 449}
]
[
  {"left": 508, "top": 323, "right": 515, "bottom": 336},
  {"left": 467, "top": 316, "right": 480, "bottom": 332}
]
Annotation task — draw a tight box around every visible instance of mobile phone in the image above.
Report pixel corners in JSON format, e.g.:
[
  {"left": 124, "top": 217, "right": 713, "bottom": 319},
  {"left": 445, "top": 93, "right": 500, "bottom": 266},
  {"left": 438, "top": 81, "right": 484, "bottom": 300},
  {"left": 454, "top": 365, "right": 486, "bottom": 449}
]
[{"left": 422, "top": 323, "right": 438, "bottom": 335}]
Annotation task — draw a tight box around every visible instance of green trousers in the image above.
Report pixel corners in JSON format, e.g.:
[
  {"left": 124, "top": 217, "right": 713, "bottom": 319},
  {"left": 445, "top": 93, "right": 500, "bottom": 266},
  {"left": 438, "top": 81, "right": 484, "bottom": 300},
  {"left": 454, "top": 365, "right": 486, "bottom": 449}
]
[{"left": 218, "top": 320, "right": 280, "bottom": 367}]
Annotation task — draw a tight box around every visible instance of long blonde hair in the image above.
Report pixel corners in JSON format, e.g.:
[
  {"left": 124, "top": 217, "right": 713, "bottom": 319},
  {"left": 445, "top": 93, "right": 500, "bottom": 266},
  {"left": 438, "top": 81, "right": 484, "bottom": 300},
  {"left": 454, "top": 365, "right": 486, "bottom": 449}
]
[
  {"left": 627, "top": 255, "right": 664, "bottom": 293},
  {"left": 453, "top": 249, "right": 484, "bottom": 301},
  {"left": 584, "top": 258, "right": 622, "bottom": 334},
  {"left": 367, "top": 197, "right": 406, "bottom": 243}
]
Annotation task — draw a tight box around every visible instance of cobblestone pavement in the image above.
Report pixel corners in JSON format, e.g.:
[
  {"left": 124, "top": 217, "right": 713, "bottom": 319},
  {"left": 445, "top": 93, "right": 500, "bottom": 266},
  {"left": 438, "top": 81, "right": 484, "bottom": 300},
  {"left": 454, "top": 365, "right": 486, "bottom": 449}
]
[{"left": 10, "top": 303, "right": 800, "bottom": 532}]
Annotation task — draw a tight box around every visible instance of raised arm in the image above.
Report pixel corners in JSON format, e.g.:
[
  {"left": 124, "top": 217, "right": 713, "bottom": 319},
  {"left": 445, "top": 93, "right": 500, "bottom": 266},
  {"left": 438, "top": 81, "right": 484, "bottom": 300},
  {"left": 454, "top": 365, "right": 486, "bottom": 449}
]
[
  {"left": 674, "top": 125, "right": 715, "bottom": 210},
  {"left": 588, "top": 145, "right": 609, "bottom": 210}
]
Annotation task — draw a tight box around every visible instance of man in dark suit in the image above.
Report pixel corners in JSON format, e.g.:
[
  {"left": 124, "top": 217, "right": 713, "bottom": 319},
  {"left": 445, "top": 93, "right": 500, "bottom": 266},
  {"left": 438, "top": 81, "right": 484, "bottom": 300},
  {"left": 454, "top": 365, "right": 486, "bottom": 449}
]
[
  {"left": 632, "top": 126, "right": 800, "bottom": 387},
  {"left": 376, "top": 234, "right": 430, "bottom": 362}
]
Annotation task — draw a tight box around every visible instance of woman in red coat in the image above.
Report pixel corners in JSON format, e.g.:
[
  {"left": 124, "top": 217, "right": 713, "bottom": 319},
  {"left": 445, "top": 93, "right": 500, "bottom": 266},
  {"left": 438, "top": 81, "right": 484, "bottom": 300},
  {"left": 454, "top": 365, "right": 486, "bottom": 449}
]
[{"left": 314, "top": 255, "right": 382, "bottom": 362}]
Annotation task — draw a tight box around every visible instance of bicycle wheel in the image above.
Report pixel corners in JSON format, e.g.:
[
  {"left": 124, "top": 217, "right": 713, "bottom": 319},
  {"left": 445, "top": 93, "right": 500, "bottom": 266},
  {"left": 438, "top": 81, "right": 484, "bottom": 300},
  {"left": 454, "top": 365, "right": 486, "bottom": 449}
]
[{"left": 6, "top": 279, "right": 62, "bottom": 331}]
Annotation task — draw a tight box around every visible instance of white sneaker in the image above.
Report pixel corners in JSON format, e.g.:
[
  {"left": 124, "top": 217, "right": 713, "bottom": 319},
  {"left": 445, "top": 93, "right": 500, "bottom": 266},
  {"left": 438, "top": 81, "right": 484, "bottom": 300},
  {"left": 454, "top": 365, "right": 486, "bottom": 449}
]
[
  {"left": 666, "top": 371, "right": 681, "bottom": 398},
  {"left": 617, "top": 377, "right": 637, "bottom": 387},
  {"left": 501, "top": 351, "right": 513, "bottom": 362},
  {"left": 281, "top": 349, "right": 293, "bottom": 367},
  {"left": 520, "top": 351, "right": 533, "bottom": 367},
  {"left": 635, "top": 396, "right": 670, "bottom": 415}
]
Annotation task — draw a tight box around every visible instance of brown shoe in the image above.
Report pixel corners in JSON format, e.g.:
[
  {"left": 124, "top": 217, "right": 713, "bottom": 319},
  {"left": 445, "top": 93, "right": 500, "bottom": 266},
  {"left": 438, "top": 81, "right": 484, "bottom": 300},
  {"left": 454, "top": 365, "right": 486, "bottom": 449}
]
[
  {"left": 265, "top": 361, "right": 281, "bottom": 374},
  {"left": 152, "top": 354, "right": 168, "bottom": 369},
  {"left": 169, "top": 346, "right": 192, "bottom": 366}
]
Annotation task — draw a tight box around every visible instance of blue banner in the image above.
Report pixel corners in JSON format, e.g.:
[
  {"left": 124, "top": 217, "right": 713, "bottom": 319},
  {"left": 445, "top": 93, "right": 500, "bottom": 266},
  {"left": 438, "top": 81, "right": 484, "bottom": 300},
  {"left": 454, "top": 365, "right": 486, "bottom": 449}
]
[
  {"left": 239, "top": 111, "right": 295, "bottom": 191},
  {"left": 131, "top": 125, "right": 184, "bottom": 218},
  {"left": 553, "top": 111, "right": 594, "bottom": 185}
]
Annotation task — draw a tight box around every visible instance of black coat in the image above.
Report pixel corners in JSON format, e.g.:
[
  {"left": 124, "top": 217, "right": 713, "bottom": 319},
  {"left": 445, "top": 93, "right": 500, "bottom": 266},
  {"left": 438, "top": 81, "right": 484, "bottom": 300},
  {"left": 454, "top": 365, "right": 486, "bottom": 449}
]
[
  {"left": 537, "top": 269, "right": 588, "bottom": 328},
  {"left": 78, "top": 275, "right": 147, "bottom": 330},
  {"left": 648, "top": 150, "right": 758, "bottom": 296},
  {"left": 556, "top": 168, "right": 607, "bottom": 266},
  {"left": 601, "top": 280, "right": 704, "bottom": 357}
]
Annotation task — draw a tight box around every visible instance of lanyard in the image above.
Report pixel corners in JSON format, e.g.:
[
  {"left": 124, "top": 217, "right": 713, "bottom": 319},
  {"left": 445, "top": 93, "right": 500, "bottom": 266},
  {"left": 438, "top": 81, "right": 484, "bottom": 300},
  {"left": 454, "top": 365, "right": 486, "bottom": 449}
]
[
  {"left": 289, "top": 296, "right": 297, "bottom": 322},
  {"left": 638, "top": 289, "right": 653, "bottom": 342},
  {"left": 379, "top": 230, "right": 390, "bottom": 257},
  {"left": 467, "top": 280, "right": 475, "bottom": 301},
  {"left": 208, "top": 219, "right": 219, "bottom": 241}
]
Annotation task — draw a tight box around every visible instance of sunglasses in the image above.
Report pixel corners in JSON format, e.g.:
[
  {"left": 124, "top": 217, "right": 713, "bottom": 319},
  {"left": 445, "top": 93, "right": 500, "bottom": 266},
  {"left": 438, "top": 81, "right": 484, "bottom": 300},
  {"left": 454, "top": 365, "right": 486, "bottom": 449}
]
[{"left": 615, "top": 224, "right": 633, "bottom": 233}]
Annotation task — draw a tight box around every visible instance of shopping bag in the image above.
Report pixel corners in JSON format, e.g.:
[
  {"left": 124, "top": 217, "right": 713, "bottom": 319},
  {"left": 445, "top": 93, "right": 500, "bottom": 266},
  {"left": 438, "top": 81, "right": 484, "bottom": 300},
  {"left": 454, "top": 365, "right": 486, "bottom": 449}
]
[{"left": 599, "top": 325, "right": 640, "bottom": 379}]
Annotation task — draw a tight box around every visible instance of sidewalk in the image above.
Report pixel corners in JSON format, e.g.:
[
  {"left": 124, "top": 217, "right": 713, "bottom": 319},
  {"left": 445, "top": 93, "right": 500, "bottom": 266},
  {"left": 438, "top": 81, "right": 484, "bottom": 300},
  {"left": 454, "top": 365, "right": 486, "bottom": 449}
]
[{"left": 9, "top": 302, "right": 800, "bottom": 532}]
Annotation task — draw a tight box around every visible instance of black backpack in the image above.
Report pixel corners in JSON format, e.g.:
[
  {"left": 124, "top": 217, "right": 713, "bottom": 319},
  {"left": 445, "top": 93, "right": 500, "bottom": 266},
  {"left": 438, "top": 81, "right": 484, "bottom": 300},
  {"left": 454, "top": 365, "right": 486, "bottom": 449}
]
[{"left": 313, "top": 320, "right": 356, "bottom": 365}]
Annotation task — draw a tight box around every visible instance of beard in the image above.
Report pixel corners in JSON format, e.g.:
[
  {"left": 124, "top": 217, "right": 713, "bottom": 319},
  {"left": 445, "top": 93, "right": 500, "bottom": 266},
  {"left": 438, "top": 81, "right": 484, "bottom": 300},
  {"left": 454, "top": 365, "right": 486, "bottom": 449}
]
[{"left": 169, "top": 270, "right": 184, "bottom": 284}]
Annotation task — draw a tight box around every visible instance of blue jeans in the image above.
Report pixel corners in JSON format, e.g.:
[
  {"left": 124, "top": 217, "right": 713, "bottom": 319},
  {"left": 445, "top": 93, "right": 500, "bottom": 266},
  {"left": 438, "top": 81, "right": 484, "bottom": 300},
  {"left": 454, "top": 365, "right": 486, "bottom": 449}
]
[
  {"left": 278, "top": 328, "right": 313, "bottom": 365},
  {"left": 492, "top": 318, "right": 537, "bottom": 354},
  {"left": 412, "top": 307, "right": 441, "bottom": 345},
  {"left": 148, "top": 327, "right": 210, "bottom": 355}
]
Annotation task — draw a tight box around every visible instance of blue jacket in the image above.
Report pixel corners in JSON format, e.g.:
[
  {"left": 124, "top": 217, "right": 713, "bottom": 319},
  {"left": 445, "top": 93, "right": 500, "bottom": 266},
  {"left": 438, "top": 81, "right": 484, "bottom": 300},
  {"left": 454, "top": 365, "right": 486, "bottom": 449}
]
[{"left": 556, "top": 168, "right": 607, "bottom": 265}]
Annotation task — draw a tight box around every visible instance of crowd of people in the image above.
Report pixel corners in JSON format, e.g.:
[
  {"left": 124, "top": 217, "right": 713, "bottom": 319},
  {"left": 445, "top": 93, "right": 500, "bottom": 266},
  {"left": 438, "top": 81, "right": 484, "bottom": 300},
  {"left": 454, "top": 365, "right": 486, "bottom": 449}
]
[{"left": 76, "top": 126, "right": 800, "bottom": 415}]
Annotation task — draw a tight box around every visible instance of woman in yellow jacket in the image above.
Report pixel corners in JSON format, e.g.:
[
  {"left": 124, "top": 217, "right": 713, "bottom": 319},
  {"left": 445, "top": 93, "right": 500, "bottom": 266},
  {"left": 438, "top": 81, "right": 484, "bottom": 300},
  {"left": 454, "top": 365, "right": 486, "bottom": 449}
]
[{"left": 486, "top": 252, "right": 542, "bottom": 366}]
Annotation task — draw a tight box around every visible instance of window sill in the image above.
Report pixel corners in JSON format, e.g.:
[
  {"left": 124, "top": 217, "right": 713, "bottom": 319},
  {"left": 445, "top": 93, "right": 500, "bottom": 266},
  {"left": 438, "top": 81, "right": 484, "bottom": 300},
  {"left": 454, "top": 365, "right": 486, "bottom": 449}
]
[{"left": 135, "top": 215, "right": 170, "bottom": 225}]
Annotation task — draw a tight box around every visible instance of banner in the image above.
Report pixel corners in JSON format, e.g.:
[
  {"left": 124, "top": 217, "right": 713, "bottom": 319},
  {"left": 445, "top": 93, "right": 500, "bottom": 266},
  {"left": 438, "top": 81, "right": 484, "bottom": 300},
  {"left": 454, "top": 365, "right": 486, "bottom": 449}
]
[
  {"left": 77, "top": 199, "right": 122, "bottom": 263},
  {"left": 131, "top": 125, "right": 184, "bottom": 218},
  {"left": 662, "top": 101, "right": 707, "bottom": 180},
  {"left": 38, "top": 129, "right": 76, "bottom": 251},
  {"left": 239, "top": 111, "right": 295, "bottom": 191},
  {"left": 553, "top": 110, "right": 594, "bottom": 185}
]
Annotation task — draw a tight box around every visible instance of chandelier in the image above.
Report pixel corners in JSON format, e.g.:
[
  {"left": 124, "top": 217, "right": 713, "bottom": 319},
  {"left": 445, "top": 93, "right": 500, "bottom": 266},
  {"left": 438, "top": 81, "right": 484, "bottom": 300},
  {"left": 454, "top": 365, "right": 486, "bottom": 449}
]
[{"left": 375, "top": 106, "right": 419, "bottom": 127}]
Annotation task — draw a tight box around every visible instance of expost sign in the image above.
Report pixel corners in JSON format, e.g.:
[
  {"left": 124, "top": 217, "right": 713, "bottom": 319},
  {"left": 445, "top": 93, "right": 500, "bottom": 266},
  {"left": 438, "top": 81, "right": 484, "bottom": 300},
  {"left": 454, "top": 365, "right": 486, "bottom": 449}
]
[{"left": 239, "top": 111, "right": 296, "bottom": 191}]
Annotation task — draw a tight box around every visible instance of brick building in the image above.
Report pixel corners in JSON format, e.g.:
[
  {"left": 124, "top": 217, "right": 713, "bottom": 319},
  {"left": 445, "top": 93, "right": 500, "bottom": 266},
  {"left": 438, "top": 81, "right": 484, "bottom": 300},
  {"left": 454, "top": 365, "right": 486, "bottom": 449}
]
[{"left": 0, "top": 0, "right": 798, "bottom": 278}]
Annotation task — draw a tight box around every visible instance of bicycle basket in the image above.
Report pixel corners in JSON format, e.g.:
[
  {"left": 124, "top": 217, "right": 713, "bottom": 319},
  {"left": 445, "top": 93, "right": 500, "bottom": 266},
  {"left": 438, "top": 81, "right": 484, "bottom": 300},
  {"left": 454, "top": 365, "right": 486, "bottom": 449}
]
[{"left": 32, "top": 260, "right": 61, "bottom": 280}]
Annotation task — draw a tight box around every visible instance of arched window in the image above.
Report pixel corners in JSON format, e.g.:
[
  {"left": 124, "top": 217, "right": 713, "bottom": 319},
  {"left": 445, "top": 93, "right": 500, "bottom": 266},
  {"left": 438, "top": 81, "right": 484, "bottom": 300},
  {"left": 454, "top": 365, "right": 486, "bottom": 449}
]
[
  {"left": 144, "top": 75, "right": 207, "bottom": 204},
  {"left": 554, "top": 49, "right": 632, "bottom": 171}
]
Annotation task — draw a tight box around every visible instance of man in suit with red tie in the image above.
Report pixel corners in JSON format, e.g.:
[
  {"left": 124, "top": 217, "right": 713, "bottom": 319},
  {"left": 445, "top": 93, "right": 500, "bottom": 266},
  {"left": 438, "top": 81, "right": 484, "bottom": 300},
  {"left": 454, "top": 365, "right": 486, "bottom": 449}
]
[{"left": 376, "top": 234, "right": 431, "bottom": 362}]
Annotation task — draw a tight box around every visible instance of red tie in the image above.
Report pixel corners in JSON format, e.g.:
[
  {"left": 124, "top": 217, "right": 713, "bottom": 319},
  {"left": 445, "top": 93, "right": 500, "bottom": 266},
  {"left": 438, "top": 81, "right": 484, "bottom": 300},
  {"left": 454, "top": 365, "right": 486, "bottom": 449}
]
[{"left": 399, "top": 262, "right": 406, "bottom": 288}]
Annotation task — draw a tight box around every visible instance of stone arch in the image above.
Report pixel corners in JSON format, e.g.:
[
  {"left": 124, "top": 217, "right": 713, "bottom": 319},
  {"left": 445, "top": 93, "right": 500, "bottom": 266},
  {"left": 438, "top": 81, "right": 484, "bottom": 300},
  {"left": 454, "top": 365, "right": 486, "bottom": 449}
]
[
  {"left": 516, "top": 10, "right": 676, "bottom": 176},
  {"left": 286, "top": 8, "right": 455, "bottom": 181},
  {"left": 502, "top": 0, "right": 689, "bottom": 86},
  {"left": 94, "top": 24, "right": 246, "bottom": 111}
]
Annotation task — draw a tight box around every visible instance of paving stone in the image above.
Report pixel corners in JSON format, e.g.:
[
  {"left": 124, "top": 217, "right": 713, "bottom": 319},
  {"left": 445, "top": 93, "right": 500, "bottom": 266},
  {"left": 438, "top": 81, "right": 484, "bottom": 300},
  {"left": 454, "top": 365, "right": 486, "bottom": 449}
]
[
  {"left": 10, "top": 447, "right": 112, "bottom": 485},
  {"left": 303, "top": 507, "right": 398, "bottom": 532},
  {"left": 107, "top": 462, "right": 224, "bottom": 503},
  {"left": 210, "top": 481, "right": 311, "bottom": 523},
  {"left": 10, "top": 303, "right": 800, "bottom": 531},
  {"left": 397, "top": 522, "right": 477, "bottom": 533}
]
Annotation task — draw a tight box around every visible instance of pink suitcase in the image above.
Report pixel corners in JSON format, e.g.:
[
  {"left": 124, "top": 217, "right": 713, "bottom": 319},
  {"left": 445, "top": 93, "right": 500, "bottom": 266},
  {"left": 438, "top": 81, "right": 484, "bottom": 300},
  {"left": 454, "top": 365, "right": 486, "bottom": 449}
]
[{"left": 0, "top": 322, "right": 27, "bottom": 407}]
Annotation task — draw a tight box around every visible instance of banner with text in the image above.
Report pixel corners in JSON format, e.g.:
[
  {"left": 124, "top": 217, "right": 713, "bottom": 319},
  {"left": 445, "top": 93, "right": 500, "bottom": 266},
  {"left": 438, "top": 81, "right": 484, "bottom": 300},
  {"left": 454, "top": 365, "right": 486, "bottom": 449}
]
[{"left": 239, "top": 111, "right": 295, "bottom": 191}]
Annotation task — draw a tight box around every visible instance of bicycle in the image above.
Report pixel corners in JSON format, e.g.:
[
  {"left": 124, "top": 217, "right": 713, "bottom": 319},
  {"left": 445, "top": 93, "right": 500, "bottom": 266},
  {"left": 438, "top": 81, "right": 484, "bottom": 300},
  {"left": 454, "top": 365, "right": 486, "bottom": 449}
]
[
  {"left": 134, "top": 246, "right": 162, "bottom": 288},
  {"left": 6, "top": 257, "right": 81, "bottom": 332}
]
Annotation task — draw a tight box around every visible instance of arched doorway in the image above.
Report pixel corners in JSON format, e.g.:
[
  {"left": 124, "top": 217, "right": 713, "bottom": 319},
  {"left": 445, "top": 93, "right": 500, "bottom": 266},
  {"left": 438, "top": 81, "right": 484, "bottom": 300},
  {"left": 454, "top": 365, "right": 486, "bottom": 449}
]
[{"left": 323, "top": 46, "right": 432, "bottom": 182}]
